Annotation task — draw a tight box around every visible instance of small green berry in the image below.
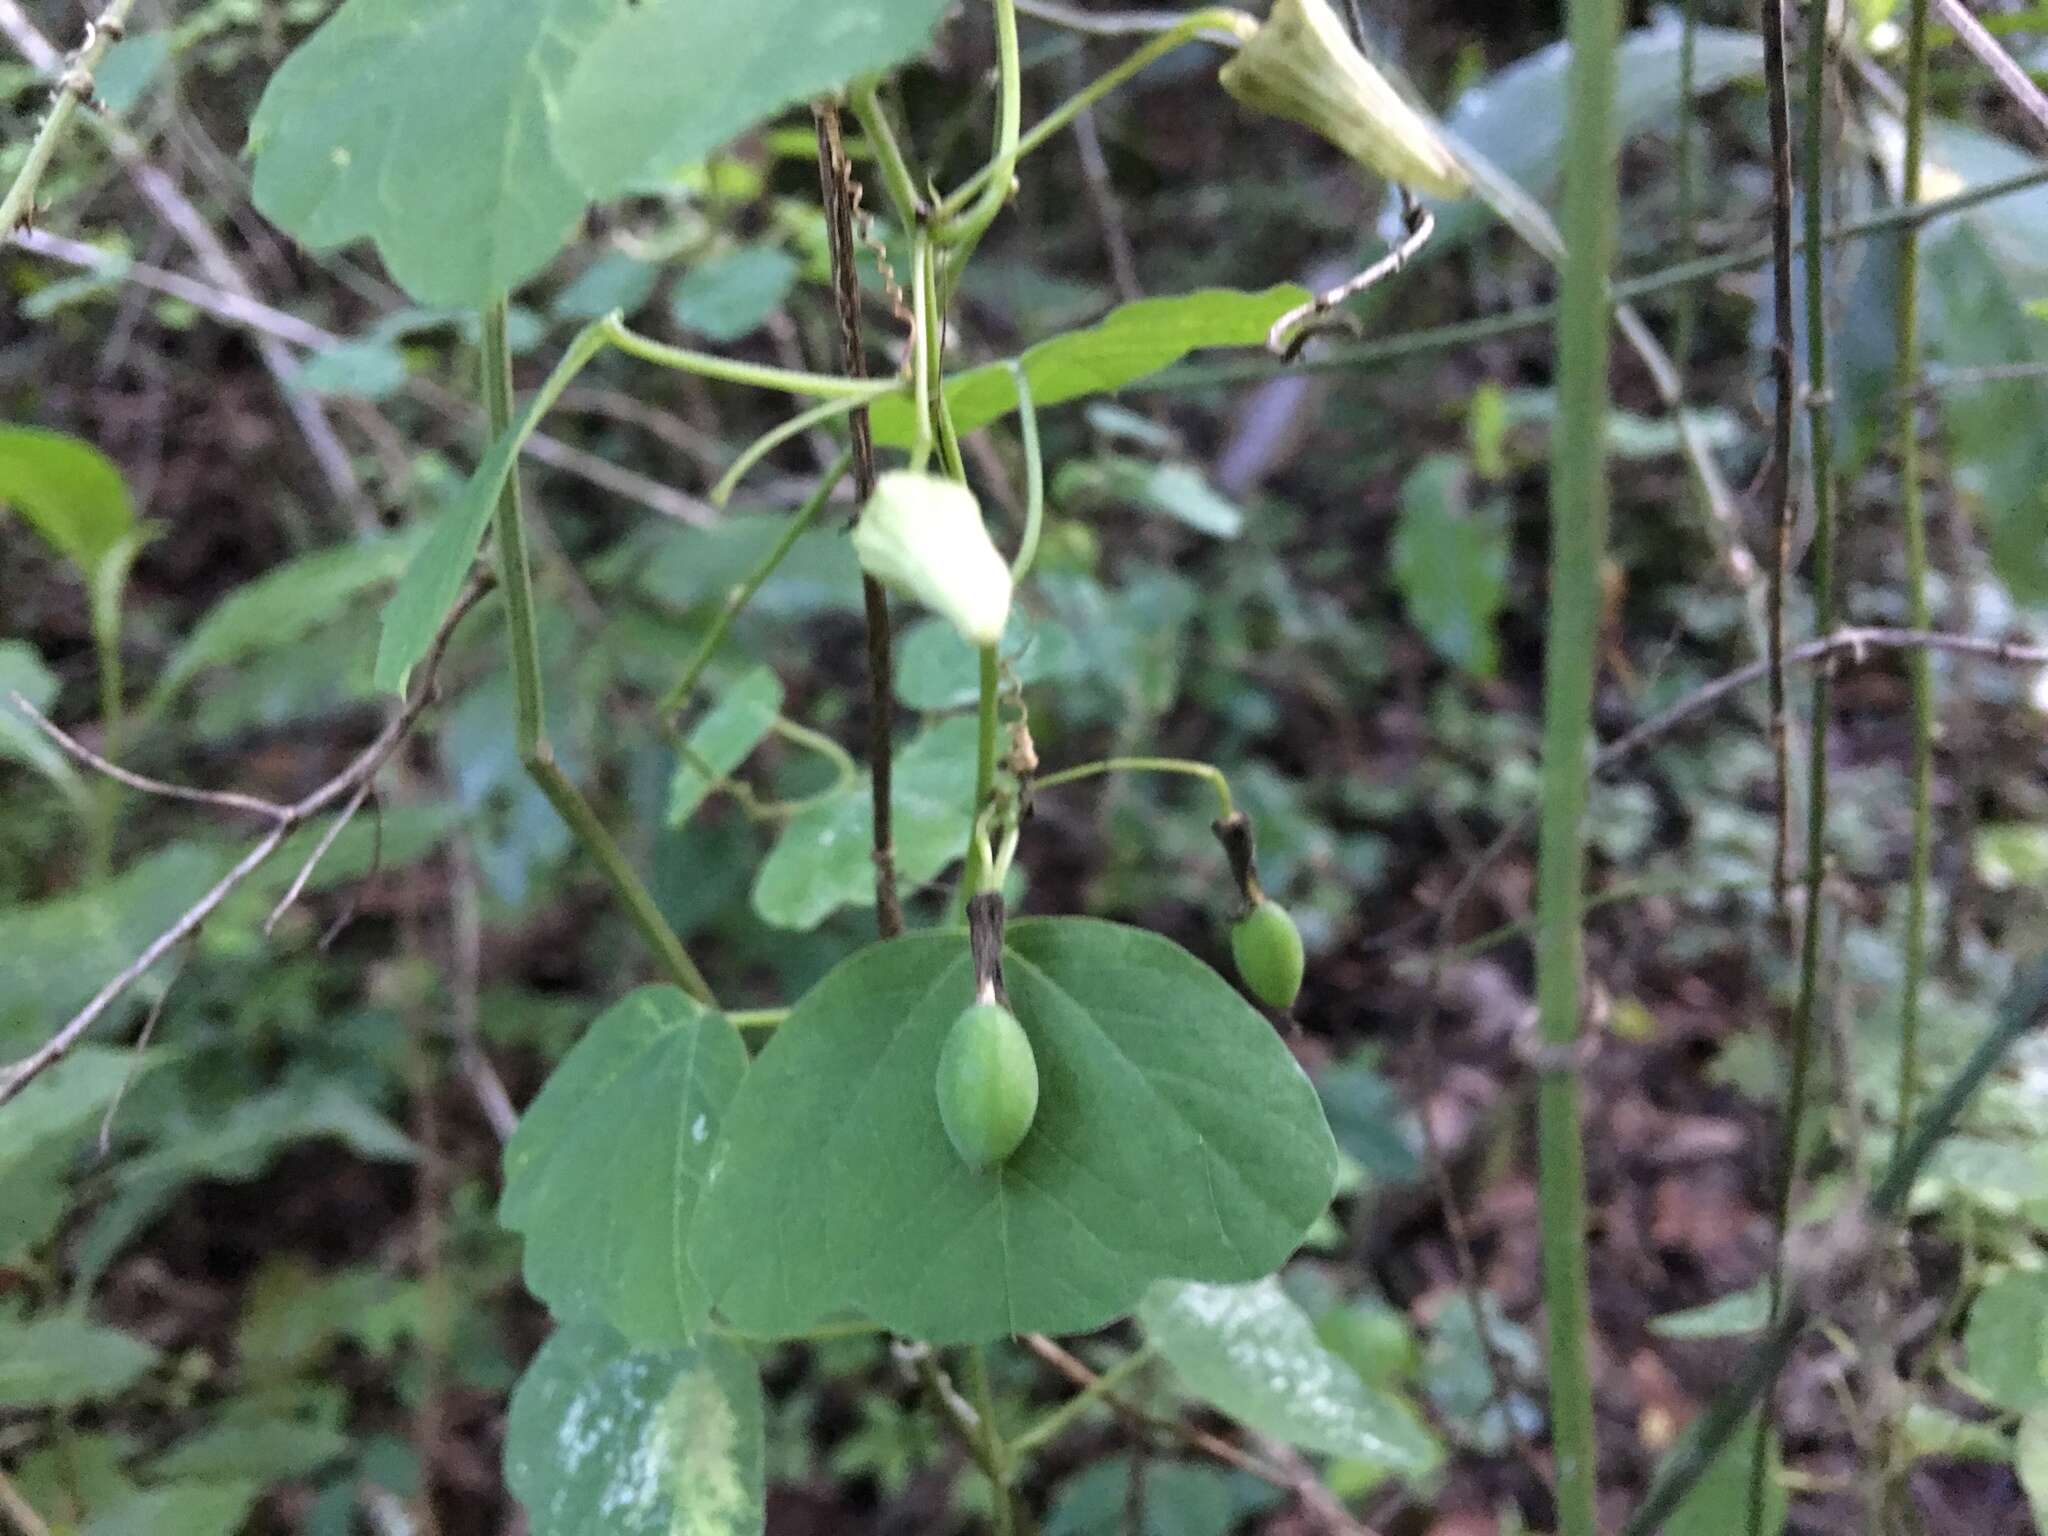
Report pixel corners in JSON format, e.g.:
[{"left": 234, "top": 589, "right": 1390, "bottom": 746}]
[
  {"left": 935, "top": 1001, "right": 1040, "bottom": 1170},
  {"left": 1231, "top": 898, "right": 1305, "bottom": 1010}
]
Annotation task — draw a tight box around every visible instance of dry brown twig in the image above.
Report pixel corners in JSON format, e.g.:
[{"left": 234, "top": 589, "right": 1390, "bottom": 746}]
[
  {"left": 1931, "top": 0, "right": 2048, "bottom": 147},
  {"left": 0, "top": 578, "right": 492, "bottom": 1110}
]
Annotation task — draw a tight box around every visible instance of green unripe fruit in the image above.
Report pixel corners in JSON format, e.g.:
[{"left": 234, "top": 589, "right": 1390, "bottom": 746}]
[
  {"left": 935, "top": 1001, "right": 1040, "bottom": 1170},
  {"left": 1231, "top": 898, "right": 1305, "bottom": 1010}
]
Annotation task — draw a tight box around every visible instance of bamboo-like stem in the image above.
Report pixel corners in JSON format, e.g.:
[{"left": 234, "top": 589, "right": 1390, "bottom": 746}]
[
  {"left": 0, "top": 0, "right": 137, "bottom": 235},
  {"left": 478, "top": 304, "right": 716, "bottom": 1007},
  {"left": 1760, "top": 0, "right": 1798, "bottom": 917},
  {"left": 1751, "top": 11, "right": 1840, "bottom": 1530},
  {"left": 1531, "top": 0, "right": 1621, "bottom": 1528},
  {"left": 1894, "top": 0, "right": 1934, "bottom": 1168}
]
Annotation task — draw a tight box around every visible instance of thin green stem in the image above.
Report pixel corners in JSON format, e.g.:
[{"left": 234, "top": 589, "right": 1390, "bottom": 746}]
[
  {"left": 1895, "top": 0, "right": 1934, "bottom": 1167},
  {"left": 601, "top": 315, "right": 897, "bottom": 400},
  {"left": 0, "top": 0, "right": 139, "bottom": 236},
  {"left": 939, "top": 7, "right": 1255, "bottom": 218},
  {"left": 1532, "top": 0, "right": 1620, "bottom": 1527},
  {"left": 1034, "top": 756, "right": 1235, "bottom": 820},
  {"left": 1752, "top": 12, "right": 1840, "bottom": 1532},
  {"left": 659, "top": 454, "right": 852, "bottom": 720},
  {"left": 725, "top": 1008, "right": 789, "bottom": 1029},
  {"left": 908, "top": 231, "right": 937, "bottom": 475},
  {"left": 937, "top": 0, "right": 1024, "bottom": 249},
  {"left": 712, "top": 394, "right": 868, "bottom": 505},
  {"left": 1008, "top": 362, "right": 1046, "bottom": 578},
  {"left": 850, "top": 78, "right": 927, "bottom": 229},
  {"left": 924, "top": 244, "right": 968, "bottom": 480},
  {"left": 1010, "top": 1343, "right": 1159, "bottom": 1459},
  {"left": 1143, "top": 164, "right": 2048, "bottom": 390},
  {"left": 480, "top": 303, "right": 716, "bottom": 1008},
  {"left": 975, "top": 647, "right": 1001, "bottom": 807}
]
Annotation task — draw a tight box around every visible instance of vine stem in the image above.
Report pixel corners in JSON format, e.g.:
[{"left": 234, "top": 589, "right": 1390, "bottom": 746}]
[
  {"left": 815, "top": 102, "right": 905, "bottom": 938},
  {"left": 478, "top": 303, "right": 716, "bottom": 1007},
  {"left": 0, "top": 0, "right": 137, "bottom": 234},
  {"left": 937, "top": 0, "right": 1022, "bottom": 249},
  {"left": 1752, "top": 7, "right": 1840, "bottom": 1528},
  {"left": 1759, "top": 0, "right": 1798, "bottom": 917},
  {"left": 1532, "top": 0, "right": 1621, "bottom": 1529},
  {"left": 1034, "top": 756, "right": 1234, "bottom": 820}
]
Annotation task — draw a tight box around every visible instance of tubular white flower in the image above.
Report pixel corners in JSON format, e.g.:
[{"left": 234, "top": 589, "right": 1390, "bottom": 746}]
[
  {"left": 1219, "top": 0, "right": 1468, "bottom": 198},
  {"left": 852, "top": 471, "right": 1014, "bottom": 647}
]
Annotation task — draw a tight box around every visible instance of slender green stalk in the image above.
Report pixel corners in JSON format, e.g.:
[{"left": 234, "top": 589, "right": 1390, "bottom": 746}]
[
  {"left": 1895, "top": 0, "right": 1934, "bottom": 1164},
  {"left": 659, "top": 454, "right": 852, "bottom": 719},
  {"left": 1751, "top": 12, "right": 1841, "bottom": 1531},
  {"left": 480, "top": 303, "right": 717, "bottom": 1008},
  {"left": 908, "top": 231, "right": 937, "bottom": 475},
  {"left": 1034, "top": 756, "right": 1235, "bottom": 820},
  {"left": 1531, "top": 0, "right": 1622, "bottom": 1527},
  {"left": 1145, "top": 165, "right": 2048, "bottom": 391},
  {"left": 0, "top": 0, "right": 139, "bottom": 235},
  {"left": 937, "top": 0, "right": 1023, "bottom": 248},
  {"left": 726, "top": 1008, "right": 789, "bottom": 1030},
  {"left": 601, "top": 315, "right": 898, "bottom": 400},
  {"left": 711, "top": 394, "right": 868, "bottom": 504},
  {"left": 940, "top": 7, "right": 1255, "bottom": 217}
]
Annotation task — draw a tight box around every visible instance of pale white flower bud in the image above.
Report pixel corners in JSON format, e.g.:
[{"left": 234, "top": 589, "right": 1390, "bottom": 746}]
[
  {"left": 852, "top": 471, "right": 1014, "bottom": 648},
  {"left": 1220, "top": 0, "right": 1468, "bottom": 199}
]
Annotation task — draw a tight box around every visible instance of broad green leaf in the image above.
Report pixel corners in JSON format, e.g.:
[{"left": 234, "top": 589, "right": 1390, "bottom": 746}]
[
  {"left": 1965, "top": 1270, "right": 2048, "bottom": 1412},
  {"left": 249, "top": 0, "right": 953, "bottom": 305},
  {"left": 2020, "top": 1407, "right": 2048, "bottom": 1528},
  {"left": 501, "top": 988, "right": 748, "bottom": 1344},
  {"left": 668, "top": 669, "right": 785, "bottom": 828},
  {"left": 1649, "top": 1284, "right": 1770, "bottom": 1339},
  {"left": 692, "top": 919, "right": 1338, "bottom": 1343},
  {"left": 246, "top": 0, "right": 617, "bottom": 306},
  {"left": 150, "top": 1419, "right": 351, "bottom": 1482},
  {"left": 0, "top": 1047, "right": 153, "bottom": 1176},
  {"left": 894, "top": 611, "right": 1088, "bottom": 712},
  {"left": 555, "top": 0, "right": 954, "bottom": 197},
  {"left": 154, "top": 526, "right": 428, "bottom": 702},
  {"left": 0, "top": 425, "right": 135, "bottom": 573},
  {"left": 1054, "top": 457, "right": 1244, "bottom": 539},
  {"left": 1661, "top": 1414, "right": 1785, "bottom": 1536},
  {"left": 670, "top": 249, "right": 801, "bottom": 343},
  {"left": 869, "top": 287, "right": 1310, "bottom": 446},
  {"left": 0, "top": 640, "right": 80, "bottom": 798},
  {"left": 1139, "top": 1278, "right": 1439, "bottom": 1474},
  {"left": 83, "top": 1482, "right": 260, "bottom": 1536},
  {"left": 0, "top": 1314, "right": 157, "bottom": 1408},
  {"left": 505, "top": 1322, "right": 764, "bottom": 1536},
  {"left": 1392, "top": 455, "right": 1506, "bottom": 681},
  {"left": 751, "top": 714, "right": 979, "bottom": 930}
]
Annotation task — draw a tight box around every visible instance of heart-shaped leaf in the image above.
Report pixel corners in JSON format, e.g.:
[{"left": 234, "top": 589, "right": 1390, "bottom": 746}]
[
  {"left": 501, "top": 988, "right": 747, "bottom": 1345},
  {"left": 692, "top": 919, "right": 1338, "bottom": 1343},
  {"left": 506, "top": 1322, "right": 764, "bottom": 1536}
]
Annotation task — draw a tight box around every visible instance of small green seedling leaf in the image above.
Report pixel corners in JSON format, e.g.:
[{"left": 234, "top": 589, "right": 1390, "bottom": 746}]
[
  {"left": 505, "top": 1322, "right": 764, "bottom": 1536},
  {"left": 501, "top": 988, "right": 748, "bottom": 1345},
  {"left": 692, "top": 918, "right": 1338, "bottom": 1343},
  {"left": 1391, "top": 454, "right": 1506, "bottom": 681},
  {"left": 668, "top": 668, "right": 785, "bottom": 828},
  {"left": 1140, "top": 1278, "right": 1440, "bottom": 1474},
  {"left": 670, "top": 248, "right": 801, "bottom": 343},
  {"left": 0, "top": 425, "right": 135, "bottom": 575},
  {"left": 869, "top": 287, "right": 1310, "bottom": 446}
]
